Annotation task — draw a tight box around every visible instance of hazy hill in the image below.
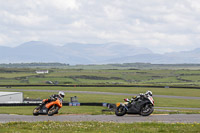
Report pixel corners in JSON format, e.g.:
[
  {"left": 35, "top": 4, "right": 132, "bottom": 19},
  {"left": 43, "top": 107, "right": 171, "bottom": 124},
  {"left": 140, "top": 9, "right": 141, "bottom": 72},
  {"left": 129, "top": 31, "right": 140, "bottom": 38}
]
[
  {"left": 107, "top": 48, "right": 200, "bottom": 64},
  {"left": 1, "top": 41, "right": 200, "bottom": 64}
]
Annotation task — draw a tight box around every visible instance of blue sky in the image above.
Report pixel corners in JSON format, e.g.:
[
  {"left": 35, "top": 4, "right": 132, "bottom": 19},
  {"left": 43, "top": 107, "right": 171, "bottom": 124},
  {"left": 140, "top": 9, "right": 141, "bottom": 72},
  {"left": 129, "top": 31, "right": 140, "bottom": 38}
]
[{"left": 0, "top": 0, "right": 200, "bottom": 53}]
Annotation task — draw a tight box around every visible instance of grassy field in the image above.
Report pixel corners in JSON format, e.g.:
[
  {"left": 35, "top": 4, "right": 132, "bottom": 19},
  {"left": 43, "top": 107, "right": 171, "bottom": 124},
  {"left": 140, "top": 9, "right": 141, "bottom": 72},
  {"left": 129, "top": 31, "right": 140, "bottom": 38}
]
[
  {"left": 0, "top": 121, "right": 200, "bottom": 133},
  {"left": 1, "top": 68, "right": 200, "bottom": 86},
  {"left": 1, "top": 67, "right": 200, "bottom": 132},
  {"left": 1, "top": 68, "right": 200, "bottom": 115}
]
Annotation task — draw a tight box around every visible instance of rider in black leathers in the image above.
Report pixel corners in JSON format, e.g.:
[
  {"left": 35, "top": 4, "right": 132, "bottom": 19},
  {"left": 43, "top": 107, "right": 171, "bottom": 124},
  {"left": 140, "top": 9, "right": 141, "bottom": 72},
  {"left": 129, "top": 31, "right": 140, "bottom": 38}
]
[{"left": 127, "top": 91, "right": 153, "bottom": 107}]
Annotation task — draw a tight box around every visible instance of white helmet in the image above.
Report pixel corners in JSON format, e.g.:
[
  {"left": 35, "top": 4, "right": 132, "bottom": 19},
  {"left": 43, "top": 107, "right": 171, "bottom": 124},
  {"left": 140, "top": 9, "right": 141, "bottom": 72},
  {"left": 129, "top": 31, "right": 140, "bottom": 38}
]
[
  {"left": 58, "top": 91, "right": 65, "bottom": 99},
  {"left": 145, "top": 90, "right": 152, "bottom": 96}
]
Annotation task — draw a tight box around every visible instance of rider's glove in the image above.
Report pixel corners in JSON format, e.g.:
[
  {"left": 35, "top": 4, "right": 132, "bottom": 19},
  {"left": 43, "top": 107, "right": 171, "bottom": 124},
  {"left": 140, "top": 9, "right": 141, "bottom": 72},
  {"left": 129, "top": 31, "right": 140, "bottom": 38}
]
[{"left": 132, "top": 96, "right": 137, "bottom": 99}]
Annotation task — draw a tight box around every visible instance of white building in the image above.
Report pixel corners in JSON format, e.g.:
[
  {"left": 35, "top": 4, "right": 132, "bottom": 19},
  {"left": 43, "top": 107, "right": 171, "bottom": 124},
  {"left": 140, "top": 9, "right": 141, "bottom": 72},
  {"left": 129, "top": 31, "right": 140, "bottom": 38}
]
[
  {"left": 35, "top": 70, "right": 49, "bottom": 74},
  {"left": 0, "top": 92, "right": 23, "bottom": 103}
]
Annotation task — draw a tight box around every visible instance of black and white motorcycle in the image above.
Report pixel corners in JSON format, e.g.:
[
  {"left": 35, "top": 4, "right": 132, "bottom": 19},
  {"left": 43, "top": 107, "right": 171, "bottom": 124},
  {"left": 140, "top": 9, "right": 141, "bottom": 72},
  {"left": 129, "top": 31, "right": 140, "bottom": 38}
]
[{"left": 115, "top": 93, "right": 154, "bottom": 116}]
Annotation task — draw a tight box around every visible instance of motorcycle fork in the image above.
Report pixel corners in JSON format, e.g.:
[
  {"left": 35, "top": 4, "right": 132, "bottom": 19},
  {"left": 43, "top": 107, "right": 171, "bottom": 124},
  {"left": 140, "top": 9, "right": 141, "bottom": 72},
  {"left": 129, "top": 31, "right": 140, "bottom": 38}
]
[{"left": 124, "top": 105, "right": 129, "bottom": 110}]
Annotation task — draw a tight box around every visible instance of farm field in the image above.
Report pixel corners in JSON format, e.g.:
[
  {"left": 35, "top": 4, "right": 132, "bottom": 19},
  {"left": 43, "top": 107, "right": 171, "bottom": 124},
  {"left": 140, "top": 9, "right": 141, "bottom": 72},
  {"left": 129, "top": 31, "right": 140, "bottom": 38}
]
[{"left": 1, "top": 68, "right": 200, "bottom": 87}]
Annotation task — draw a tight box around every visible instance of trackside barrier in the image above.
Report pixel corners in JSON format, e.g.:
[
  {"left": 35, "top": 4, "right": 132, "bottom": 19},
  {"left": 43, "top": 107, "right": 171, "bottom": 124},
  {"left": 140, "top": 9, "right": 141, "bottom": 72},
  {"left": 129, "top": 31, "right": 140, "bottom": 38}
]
[
  {"left": 0, "top": 103, "right": 39, "bottom": 106},
  {"left": 0, "top": 103, "right": 114, "bottom": 107},
  {"left": 1, "top": 84, "right": 200, "bottom": 89}
]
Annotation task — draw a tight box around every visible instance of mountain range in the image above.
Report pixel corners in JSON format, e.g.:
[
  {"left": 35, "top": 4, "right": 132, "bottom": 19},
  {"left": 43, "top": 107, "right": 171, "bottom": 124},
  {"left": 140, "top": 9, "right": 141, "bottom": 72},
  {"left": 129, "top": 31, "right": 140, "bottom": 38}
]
[{"left": 0, "top": 41, "right": 200, "bottom": 65}]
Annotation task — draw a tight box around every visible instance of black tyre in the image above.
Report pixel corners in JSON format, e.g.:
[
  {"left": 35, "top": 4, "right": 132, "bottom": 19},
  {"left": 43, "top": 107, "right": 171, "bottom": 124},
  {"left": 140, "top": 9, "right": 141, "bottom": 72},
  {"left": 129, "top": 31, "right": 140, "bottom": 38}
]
[
  {"left": 115, "top": 105, "right": 127, "bottom": 116},
  {"left": 47, "top": 105, "right": 59, "bottom": 116},
  {"left": 140, "top": 104, "right": 154, "bottom": 116},
  {"left": 33, "top": 106, "right": 40, "bottom": 116},
  {"left": 55, "top": 111, "right": 58, "bottom": 114}
]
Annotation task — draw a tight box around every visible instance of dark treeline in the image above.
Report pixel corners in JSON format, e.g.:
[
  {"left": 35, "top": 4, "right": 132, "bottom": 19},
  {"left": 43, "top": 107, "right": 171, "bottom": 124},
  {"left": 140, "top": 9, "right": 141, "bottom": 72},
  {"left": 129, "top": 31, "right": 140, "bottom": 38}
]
[
  {"left": 1, "top": 62, "right": 200, "bottom": 69},
  {"left": 0, "top": 63, "right": 69, "bottom": 68},
  {"left": 110, "top": 63, "right": 200, "bottom": 68}
]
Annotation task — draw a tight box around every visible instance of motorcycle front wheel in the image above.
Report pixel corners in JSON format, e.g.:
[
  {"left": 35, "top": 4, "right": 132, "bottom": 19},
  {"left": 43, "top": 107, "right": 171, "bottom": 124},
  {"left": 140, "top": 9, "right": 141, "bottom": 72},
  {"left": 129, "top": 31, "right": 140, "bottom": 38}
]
[
  {"left": 48, "top": 105, "right": 59, "bottom": 116},
  {"left": 140, "top": 104, "right": 154, "bottom": 116},
  {"left": 115, "top": 105, "right": 127, "bottom": 116},
  {"left": 33, "top": 106, "right": 40, "bottom": 116}
]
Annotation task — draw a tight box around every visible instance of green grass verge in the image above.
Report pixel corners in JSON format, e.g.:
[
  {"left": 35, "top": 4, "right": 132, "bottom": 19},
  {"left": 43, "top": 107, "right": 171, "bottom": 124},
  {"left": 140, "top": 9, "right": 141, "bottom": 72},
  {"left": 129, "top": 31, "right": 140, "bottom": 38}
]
[
  {"left": 0, "top": 106, "right": 200, "bottom": 116},
  {"left": 154, "top": 108, "right": 200, "bottom": 114},
  {"left": 0, "top": 121, "right": 200, "bottom": 133}
]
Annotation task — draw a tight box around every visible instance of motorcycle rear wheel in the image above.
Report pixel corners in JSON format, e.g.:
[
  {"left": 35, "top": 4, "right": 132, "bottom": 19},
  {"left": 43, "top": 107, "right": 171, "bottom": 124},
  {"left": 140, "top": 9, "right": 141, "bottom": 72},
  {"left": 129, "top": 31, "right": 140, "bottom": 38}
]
[
  {"left": 33, "top": 106, "right": 40, "bottom": 116},
  {"left": 115, "top": 105, "right": 127, "bottom": 116},
  {"left": 48, "top": 105, "right": 59, "bottom": 116},
  {"left": 140, "top": 104, "right": 154, "bottom": 116}
]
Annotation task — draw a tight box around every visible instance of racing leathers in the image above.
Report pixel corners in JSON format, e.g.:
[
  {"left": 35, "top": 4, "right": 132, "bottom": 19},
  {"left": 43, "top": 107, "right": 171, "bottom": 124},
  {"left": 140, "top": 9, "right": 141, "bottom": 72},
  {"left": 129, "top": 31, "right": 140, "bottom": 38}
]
[
  {"left": 41, "top": 94, "right": 60, "bottom": 106},
  {"left": 132, "top": 93, "right": 145, "bottom": 101}
]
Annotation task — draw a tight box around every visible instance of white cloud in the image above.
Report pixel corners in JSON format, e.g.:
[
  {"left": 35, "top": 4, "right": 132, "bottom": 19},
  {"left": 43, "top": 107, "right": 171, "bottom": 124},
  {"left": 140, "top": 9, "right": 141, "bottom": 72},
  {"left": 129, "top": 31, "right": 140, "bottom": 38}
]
[
  {"left": 69, "top": 20, "right": 89, "bottom": 29},
  {"left": 2, "top": 11, "right": 48, "bottom": 27},
  {"left": 49, "top": 0, "right": 80, "bottom": 10},
  {"left": 0, "top": 0, "right": 200, "bottom": 53},
  {"left": 0, "top": 34, "right": 9, "bottom": 44},
  {"left": 104, "top": 5, "right": 123, "bottom": 20}
]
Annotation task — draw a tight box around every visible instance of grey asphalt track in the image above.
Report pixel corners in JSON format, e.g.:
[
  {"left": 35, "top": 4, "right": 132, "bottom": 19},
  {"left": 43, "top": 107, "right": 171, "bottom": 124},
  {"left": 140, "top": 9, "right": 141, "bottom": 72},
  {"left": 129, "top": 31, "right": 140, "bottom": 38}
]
[
  {"left": 0, "top": 88, "right": 200, "bottom": 100},
  {"left": 0, "top": 114, "right": 200, "bottom": 123}
]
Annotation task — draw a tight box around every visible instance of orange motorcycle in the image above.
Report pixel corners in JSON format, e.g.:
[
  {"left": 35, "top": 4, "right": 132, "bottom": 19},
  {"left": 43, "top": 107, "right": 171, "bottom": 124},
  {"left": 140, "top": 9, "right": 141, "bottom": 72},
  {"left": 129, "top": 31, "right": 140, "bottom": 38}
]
[{"left": 33, "top": 97, "right": 63, "bottom": 116}]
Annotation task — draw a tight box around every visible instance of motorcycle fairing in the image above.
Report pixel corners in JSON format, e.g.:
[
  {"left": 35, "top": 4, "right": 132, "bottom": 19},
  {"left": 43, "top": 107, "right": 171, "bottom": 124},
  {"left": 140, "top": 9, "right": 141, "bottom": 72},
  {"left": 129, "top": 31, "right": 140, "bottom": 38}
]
[
  {"left": 38, "top": 105, "right": 48, "bottom": 114},
  {"left": 45, "top": 99, "right": 62, "bottom": 109},
  {"left": 127, "top": 98, "right": 153, "bottom": 114}
]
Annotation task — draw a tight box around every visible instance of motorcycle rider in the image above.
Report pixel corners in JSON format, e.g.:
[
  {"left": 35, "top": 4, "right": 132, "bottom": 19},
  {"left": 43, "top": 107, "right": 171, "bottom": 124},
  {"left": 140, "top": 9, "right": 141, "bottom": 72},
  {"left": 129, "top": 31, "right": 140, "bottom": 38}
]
[
  {"left": 125, "top": 91, "right": 152, "bottom": 107},
  {"left": 41, "top": 91, "right": 65, "bottom": 106},
  {"left": 131, "top": 90, "right": 153, "bottom": 102},
  {"left": 115, "top": 90, "right": 154, "bottom": 116}
]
